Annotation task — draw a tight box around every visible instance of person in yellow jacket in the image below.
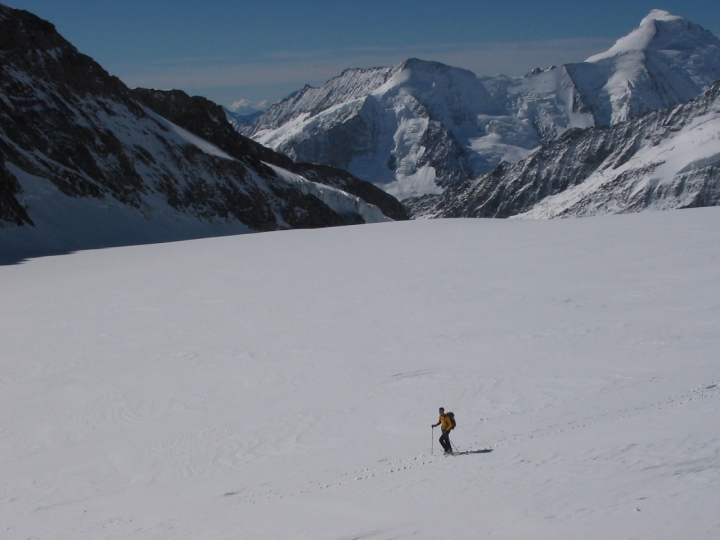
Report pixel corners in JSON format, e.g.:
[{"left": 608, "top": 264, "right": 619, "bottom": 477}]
[{"left": 432, "top": 407, "right": 454, "bottom": 453}]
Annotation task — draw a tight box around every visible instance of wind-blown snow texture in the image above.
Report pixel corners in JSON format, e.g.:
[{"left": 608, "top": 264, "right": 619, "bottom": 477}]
[
  {"left": 0, "top": 5, "right": 401, "bottom": 264},
  {"left": 244, "top": 10, "right": 720, "bottom": 205},
  {"left": 1, "top": 210, "right": 719, "bottom": 539}
]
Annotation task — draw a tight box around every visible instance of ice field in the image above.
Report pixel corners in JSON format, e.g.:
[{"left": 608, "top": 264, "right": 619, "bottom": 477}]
[{"left": 1, "top": 209, "right": 719, "bottom": 539}]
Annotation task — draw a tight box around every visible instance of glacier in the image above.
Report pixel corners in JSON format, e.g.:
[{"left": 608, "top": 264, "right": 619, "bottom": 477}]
[{"left": 2, "top": 210, "right": 719, "bottom": 538}]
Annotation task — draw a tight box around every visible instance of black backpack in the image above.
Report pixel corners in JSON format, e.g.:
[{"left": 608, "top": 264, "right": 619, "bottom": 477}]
[{"left": 447, "top": 411, "right": 456, "bottom": 430}]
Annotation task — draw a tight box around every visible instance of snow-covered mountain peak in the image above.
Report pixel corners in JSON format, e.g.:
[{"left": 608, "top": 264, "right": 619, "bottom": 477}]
[
  {"left": 398, "top": 57, "right": 474, "bottom": 76},
  {"left": 642, "top": 8, "right": 682, "bottom": 23},
  {"left": 587, "top": 10, "right": 716, "bottom": 62},
  {"left": 577, "top": 10, "right": 720, "bottom": 126},
  {"left": 248, "top": 65, "right": 399, "bottom": 137},
  {"left": 394, "top": 58, "right": 486, "bottom": 90},
  {"left": 249, "top": 56, "right": 494, "bottom": 200},
  {"left": 245, "top": 10, "right": 720, "bottom": 206}
]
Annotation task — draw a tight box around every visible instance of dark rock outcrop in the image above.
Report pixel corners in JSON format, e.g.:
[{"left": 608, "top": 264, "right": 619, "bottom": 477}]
[
  {"left": 131, "top": 89, "right": 408, "bottom": 221},
  {"left": 0, "top": 5, "right": 405, "bottom": 262}
]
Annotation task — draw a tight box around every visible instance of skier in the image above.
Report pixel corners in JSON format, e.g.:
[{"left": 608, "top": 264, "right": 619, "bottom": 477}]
[{"left": 432, "top": 407, "right": 455, "bottom": 454}]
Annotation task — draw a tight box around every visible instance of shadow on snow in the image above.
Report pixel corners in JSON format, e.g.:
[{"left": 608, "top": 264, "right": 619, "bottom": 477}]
[{"left": 447, "top": 449, "right": 494, "bottom": 456}]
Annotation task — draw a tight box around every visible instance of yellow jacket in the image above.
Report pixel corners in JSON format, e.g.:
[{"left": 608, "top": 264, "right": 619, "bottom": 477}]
[{"left": 438, "top": 414, "right": 453, "bottom": 431}]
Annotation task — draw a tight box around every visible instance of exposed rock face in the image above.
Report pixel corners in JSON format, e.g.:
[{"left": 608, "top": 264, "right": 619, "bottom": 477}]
[
  {"left": 0, "top": 163, "right": 31, "bottom": 226},
  {"left": 246, "top": 60, "right": 490, "bottom": 201},
  {"left": 0, "top": 5, "right": 404, "bottom": 262},
  {"left": 432, "top": 82, "right": 720, "bottom": 219},
  {"left": 243, "top": 11, "right": 720, "bottom": 207},
  {"left": 131, "top": 89, "right": 408, "bottom": 221}
]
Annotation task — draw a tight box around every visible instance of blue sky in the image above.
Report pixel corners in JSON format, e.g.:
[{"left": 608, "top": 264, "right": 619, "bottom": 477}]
[{"left": 6, "top": 1, "right": 720, "bottom": 109}]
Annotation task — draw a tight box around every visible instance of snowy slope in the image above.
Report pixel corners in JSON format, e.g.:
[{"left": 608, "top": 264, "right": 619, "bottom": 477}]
[
  {"left": 245, "top": 10, "right": 720, "bottom": 203},
  {"left": 520, "top": 104, "right": 720, "bottom": 218},
  {"left": 2, "top": 209, "right": 719, "bottom": 539},
  {"left": 265, "top": 163, "right": 392, "bottom": 224},
  {"left": 433, "top": 81, "right": 720, "bottom": 219}
]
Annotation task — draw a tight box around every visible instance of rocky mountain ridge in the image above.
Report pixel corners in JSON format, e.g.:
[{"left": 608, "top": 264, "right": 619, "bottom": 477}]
[
  {"left": 130, "top": 88, "right": 408, "bottom": 222},
  {"left": 432, "top": 81, "right": 720, "bottom": 219},
  {"left": 0, "top": 4, "right": 404, "bottom": 263},
  {"left": 242, "top": 10, "right": 720, "bottom": 208}
]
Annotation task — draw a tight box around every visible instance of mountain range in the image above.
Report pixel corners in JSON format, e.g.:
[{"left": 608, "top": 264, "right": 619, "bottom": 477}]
[
  {"left": 433, "top": 81, "right": 720, "bottom": 218},
  {"left": 2, "top": 5, "right": 720, "bottom": 263},
  {"left": 242, "top": 10, "right": 720, "bottom": 216},
  {"left": 0, "top": 4, "right": 406, "bottom": 263}
]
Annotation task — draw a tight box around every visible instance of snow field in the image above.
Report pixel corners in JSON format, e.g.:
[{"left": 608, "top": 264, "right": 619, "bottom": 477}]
[{"left": 1, "top": 209, "right": 720, "bottom": 538}]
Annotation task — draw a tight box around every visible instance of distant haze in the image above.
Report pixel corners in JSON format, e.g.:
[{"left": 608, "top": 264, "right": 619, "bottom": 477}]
[
  {"left": 5, "top": 0, "right": 720, "bottom": 107},
  {"left": 114, "top": 37, "right": 616, "bottom": 108}
]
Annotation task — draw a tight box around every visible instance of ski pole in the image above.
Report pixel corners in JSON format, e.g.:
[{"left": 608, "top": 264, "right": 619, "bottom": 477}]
[{"left": 431, "top": 426, "right": 434, "bottom": 455}]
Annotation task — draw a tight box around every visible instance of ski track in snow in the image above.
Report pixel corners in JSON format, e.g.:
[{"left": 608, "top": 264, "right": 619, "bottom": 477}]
[
  {"left": 1, "top": 211, "right": 720, "bottom": 539},
  {"left": 216, "top": 377, "right": 720, "bottom": 506}
]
